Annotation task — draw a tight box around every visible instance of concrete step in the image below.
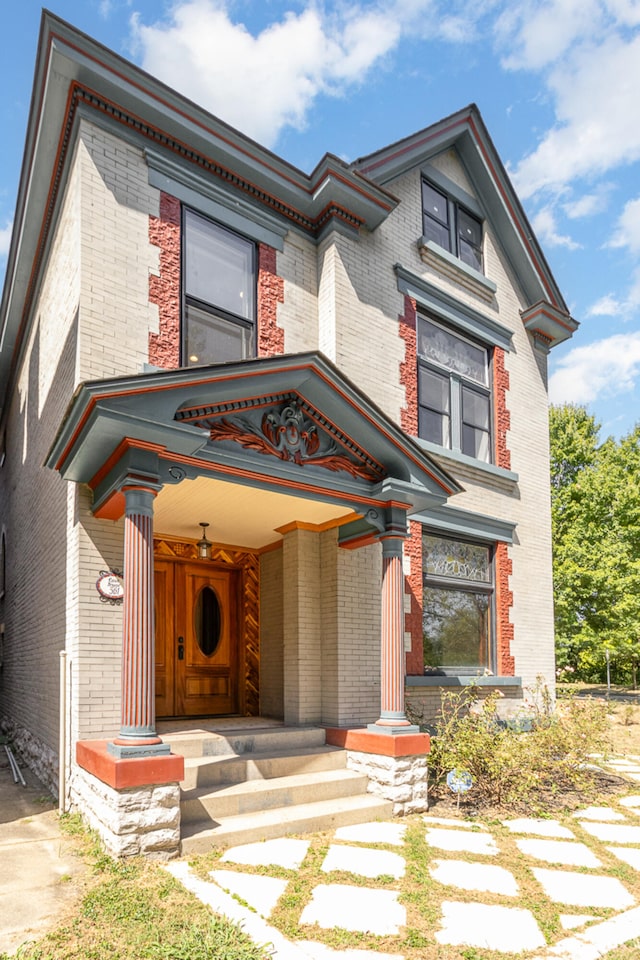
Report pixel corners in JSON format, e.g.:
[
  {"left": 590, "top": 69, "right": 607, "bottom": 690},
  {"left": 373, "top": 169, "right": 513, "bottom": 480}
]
[
  {"left": 180, "top": 793, "right": 394, "bottom": 854},
  {"left": 162, "top": 725, "right": 327, "bottom": 759},
  {"left": 180, "top": 745, "right": 346, "bottom": 791},
  {"left": 181, "top": 768, "right": 369, "bottom": 823}
]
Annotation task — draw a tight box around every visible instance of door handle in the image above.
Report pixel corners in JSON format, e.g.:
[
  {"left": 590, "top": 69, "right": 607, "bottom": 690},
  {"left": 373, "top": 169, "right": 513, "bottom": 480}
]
[{"left": 178, "top": 646, "right": 184, "bottom": 660}]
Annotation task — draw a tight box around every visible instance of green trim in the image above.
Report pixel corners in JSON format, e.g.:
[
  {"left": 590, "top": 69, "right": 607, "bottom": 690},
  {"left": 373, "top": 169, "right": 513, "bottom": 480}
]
[
  {"left": 147, "top": 150, "right": 287, "bottom": 250},
  {"left": 395, "top": 264, "right": 507, "bottom": 349},
  {"left": 414, "top": 503, "right": 516, "bottom": 543},
  {"left": 421, "top": 162, "right": 484, "bottom": 220},
  {"left": 418, "top": 240, "right": 498, "bottom": 297},
  {"left": 407, "top": 675, "right": 522, "bottom": 688},
  {"left": 414, "top": 436, "right": 519, "bottom": 483}
]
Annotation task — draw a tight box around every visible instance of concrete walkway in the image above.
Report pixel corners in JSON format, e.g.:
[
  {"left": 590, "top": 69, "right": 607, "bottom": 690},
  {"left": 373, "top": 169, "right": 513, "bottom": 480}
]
[
  {"left": 166, "top": 760, "right": 640, "bottom": 959},
  {"left": 0, "top": 748, "right": 85, "bottom": 956}
]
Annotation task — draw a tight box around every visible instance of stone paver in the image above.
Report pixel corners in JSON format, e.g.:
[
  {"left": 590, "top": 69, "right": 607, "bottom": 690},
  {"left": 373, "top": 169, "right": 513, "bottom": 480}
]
[
  {"left": 299, "top": 884, "right": 405, "bottom": 935},
  {"left": 209, "top": 870, "right": 287, "bottom": 917},
  {"left": 422, "top": 815, "right": 481, "bottom": 829},
  {"left": 334, "top": 822, "right": 406, "bottom": 846},
  {"left": 430, "top": 858, "right": 519, "bottom": 895},
  {"left": 619, "top": 794, "right": 640, "bottom": 808},
  {"left": 299, "top": 945, "right": 404, "bottom": 960},
  {"left": 580, "top": 821, "right": 640, "bottom": 845},
  {"left": 574, "top": 806, "right": 626, "bottom": 821},
  {"left": 220, "top": 837, "right": 309, "bottom": 869},
  {"left": 435, "top": 901, "right": 546, "bottom": 952},
  {"left": 321, "top": 844, "right": 405, "bottom": 879},
  {"left": 515, "top": 837, "right": 602, "bottom": 868},
  {"left": 531, "top": 905, "right": 640, "bottom": 960},
  {"left": 532, "top": 867, "right": 635, "bottom": 908},
  {"left": 425, "top": 827, "right": 499, "bottom": 855},
  {"left": 559, "top": 914, "right": 596, "bottom": 930},
  {"left": 606, "top": 845, "right": 640, "bottom": 869},
  {"left": 503, "top": 818, "right": 575, "bottom": 839}
]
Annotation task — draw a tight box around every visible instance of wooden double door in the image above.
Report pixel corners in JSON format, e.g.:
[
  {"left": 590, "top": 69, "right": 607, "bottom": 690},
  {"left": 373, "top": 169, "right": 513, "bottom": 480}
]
[{"left": 155, "top": 559, "right": 239, "bottom": 717}]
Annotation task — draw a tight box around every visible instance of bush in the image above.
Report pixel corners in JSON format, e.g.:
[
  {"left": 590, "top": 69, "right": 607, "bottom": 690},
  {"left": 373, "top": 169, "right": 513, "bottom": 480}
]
[{"left": 427, "top": 681, "right": 612, "bottom": 812}]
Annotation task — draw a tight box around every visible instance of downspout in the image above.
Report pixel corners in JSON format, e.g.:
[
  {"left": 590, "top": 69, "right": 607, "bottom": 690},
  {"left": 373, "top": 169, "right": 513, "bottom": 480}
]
[{"left": 59, "top": 650, "right": 68, "bottom": 814}]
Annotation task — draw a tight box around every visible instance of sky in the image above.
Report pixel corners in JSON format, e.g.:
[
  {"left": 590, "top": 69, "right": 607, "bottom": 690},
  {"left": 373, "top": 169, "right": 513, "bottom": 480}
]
[{"left": 2, "top": 0, "right": 640, "bottom": 442}]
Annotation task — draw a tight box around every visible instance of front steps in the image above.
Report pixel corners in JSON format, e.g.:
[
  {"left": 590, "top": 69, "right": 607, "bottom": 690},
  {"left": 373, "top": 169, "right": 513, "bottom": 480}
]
[{"left": 160, "top": 724, "right": 392, "bottom": 855}]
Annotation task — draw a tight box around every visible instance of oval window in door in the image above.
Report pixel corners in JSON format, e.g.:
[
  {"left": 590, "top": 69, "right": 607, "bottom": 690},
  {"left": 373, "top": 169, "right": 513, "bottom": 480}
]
[{"left": 194, "top": 585, "right": 222, "bottom": 657}]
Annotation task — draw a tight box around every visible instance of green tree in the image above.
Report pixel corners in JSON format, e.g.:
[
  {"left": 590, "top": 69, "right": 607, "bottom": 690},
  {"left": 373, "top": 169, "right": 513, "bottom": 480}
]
[{"left": 550, "top": 405, "right": 640, "bottom": 684}]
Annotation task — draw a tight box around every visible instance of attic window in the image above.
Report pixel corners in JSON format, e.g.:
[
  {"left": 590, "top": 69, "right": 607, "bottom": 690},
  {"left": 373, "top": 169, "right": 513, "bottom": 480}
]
[{"left": 422, "top": 180, "right": 483, "bottom": 273}]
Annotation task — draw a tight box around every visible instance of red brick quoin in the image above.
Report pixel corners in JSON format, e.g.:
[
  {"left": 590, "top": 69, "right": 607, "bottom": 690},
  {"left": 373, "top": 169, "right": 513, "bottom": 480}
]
[
  {"left": 149, "top": 192, "right": 181, "bottom": 369},
  {"left": 257, "top": 244, "right": 285, "bottom": 356},
  {"left": 148, "top": 199, "right": 285, "bottom": 366}
]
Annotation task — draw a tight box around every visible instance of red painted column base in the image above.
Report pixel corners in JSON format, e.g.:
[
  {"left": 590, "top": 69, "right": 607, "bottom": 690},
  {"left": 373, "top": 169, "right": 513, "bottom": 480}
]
[
  {"left": 325, "top": 727, "right": 430, "bottom": 758},
  {"left": 76, "top": 740, "right": 184, "bottom": 790}
]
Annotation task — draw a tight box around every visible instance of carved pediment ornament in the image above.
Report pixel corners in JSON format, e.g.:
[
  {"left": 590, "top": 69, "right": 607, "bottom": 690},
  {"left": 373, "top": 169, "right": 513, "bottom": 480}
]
[{"left": 203, "top": 401, "right": 383, "bottom": 482}]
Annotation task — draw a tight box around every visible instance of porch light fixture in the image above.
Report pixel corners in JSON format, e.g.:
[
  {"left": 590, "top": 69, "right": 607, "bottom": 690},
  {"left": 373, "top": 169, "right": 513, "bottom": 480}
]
[{"left": 197, "top": 522, "right": 212, "bottom": 560}]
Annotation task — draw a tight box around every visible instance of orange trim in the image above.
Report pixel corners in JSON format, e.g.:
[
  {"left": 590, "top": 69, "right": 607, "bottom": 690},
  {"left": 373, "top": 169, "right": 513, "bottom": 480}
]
[
  {"left": 76, "top": 739, "right": 184, "bottom": 789},
  {"left": 325, "top": 727, "right": 430, "bottom": 757},
  {"left": 274, "top": 514, "right": 359, "bottom": 536},
  {"left": 338, "top": 532, "right": 378, "bottom": 550},
  {"left": 94, "top": 490, "right": 125, "bottom": 520},
  {"left": 256, "top": 538, "right": 283, "bottom": 555}
]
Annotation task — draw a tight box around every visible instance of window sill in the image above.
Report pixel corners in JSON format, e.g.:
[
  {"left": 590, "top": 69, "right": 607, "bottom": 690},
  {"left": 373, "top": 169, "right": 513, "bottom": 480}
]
[
  {"left": 407, "top": 676, "right": 522, "bottom": 688},
  {"left": 418, "top": 238, "right": 497, "bottom": 303},
  {"left": 414, "top": 437, "right": 519, "bottom": 488}
]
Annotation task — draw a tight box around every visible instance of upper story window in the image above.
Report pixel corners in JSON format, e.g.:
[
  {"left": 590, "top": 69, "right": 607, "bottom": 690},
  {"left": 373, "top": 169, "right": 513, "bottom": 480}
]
[
  {"left": 417, "top": 315, "right": 492, "bottom": 462},
  {"left": 422, "top": 179, "right": 483, "bottom": 273},
  {"left": 183, "top": 209, "right": 256, "bottom": 366}
]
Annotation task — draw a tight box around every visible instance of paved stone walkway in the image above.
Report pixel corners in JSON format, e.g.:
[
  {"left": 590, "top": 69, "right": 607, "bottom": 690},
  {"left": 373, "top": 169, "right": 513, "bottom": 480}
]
[{"left": 166, "top": 774, "right": 640, "bottom": 959}]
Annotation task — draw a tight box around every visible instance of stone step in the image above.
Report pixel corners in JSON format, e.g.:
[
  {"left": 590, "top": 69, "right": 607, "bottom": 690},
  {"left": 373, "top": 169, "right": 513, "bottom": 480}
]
[
  {"left": 180, "top": 744, "right": 346, "bottom": 791},
  {"left": 180, "top": 793, "right": 394, "bottom": 854},
  {"left": 181, "top": 768, "right": 369, "bottom": 823},
  {"left": 161, "top": 725, "right": 327, "bottom": 759}
]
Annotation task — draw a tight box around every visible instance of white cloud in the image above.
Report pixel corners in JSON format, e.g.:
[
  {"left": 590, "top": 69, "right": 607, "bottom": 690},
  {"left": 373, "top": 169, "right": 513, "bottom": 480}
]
[
  {"left": 531, "top": 206, "right": 580, "bottom": 249},
  {"left": 549, "top": 331, "right": 640, "bottom": 403},
  {"left": 608, "top": 197, "right": 640, "bottom": 253},
  {"left": 587, "top": 294, "right": 624, "bottom": 317},
  {"left": 563, "top": 187, "right": 611, "bottom": 219},
  {"left": 496, "top": 0, "right": 602, "bottom": 71},
  {"left": 0, "top": 220, "right": 12, "bottom": 258},
  {"left": 130, "top": 0, "right": 433, "bottom": 148},
  {"left": 511, "top": 32, "right": 640, "bottom": 198}
]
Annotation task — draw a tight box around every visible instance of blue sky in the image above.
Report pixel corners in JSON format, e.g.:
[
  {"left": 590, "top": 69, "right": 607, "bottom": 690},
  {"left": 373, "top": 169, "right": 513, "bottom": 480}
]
[{"left": 2, "top": 0, "right": 640, "bottom": 441}]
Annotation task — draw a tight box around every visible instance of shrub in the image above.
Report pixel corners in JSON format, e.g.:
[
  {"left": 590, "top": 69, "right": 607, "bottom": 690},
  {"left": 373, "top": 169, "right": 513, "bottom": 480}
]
[{"left": 427, "top": 681, "right": 612, "bottom": 812}]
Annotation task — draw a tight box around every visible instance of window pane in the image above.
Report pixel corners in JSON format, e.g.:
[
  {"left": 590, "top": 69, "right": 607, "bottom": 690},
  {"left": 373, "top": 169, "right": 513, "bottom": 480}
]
[
  {"left": 185, "top": 302, "right": 254, "bottom": 365},
  {"left": 458, "top": 208, "right": 482, "bottom": 248},
  {"left": 419, "top": 407, "right": 450, "bottom": 447},
  {"left": 423, "top": 218, "right": 451, "bottom": 250},
  {"left": 423, "top": 534, "right": 490, "bottom": 583},
  {"left": 423, "top": 586, "right": 490, "bottom": 670},
  {"left": 419, "top": 366, "right": 449, "bottom": 413},
  {"left": 459, "top": 238, "right": 483, "bottom": 272},
  {"left": 462, "top": 423, "right": 490, "bottom": 461},
  {"left": 418, "top": 318, "right": 487, "bottom": 385},
  {"left": 462, "top": 387, "right": 489, "bottom": 429},
  {"left": 185, "top": 211, "right": 254, "bottom": 320},
  {"left": 422, "top": 182, "right": 449, "bottom": 226}
]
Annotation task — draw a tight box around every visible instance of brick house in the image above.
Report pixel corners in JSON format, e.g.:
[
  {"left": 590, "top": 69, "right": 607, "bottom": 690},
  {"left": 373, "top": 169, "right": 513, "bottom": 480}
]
[{"left": 0, "top": 13, "right": 577, "bottom": 855}]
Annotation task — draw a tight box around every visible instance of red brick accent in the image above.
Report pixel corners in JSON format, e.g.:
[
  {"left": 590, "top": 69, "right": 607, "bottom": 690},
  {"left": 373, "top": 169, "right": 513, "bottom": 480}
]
[
  {"left": 76, "top": 739, "right": 184, "bottom": 789},
  {"left": 493, "top": 347, "right": 511, "bottom": 470},
  {"left": 399, "top": 295, "right": 418, "bottom": 434},
  {"left": 325, "top": 727, "right": 430, "bottom": 757},
  {"left": 495, "top": 541, "right": 515, "bottom": 675},
  {"left": 149, "top": 193, "right": 181, "bottom": 369},
  {"left": 257, "top": 243, "right": 284, "bottom": 356},
  {"left": 405, "top": 520, "right": 424, "bottom": 675}
]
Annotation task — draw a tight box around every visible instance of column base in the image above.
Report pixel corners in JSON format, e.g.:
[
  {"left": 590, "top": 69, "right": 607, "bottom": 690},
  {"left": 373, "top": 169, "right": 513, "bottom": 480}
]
[
  {"left": 108, "top": 740, "right": 172, "bottom": 759},
  {"left": 77, "top": 740, "right": 183, "bottom": 789},
  {"left": 368, "top": 722, "right": 420, "bottom": 736}
]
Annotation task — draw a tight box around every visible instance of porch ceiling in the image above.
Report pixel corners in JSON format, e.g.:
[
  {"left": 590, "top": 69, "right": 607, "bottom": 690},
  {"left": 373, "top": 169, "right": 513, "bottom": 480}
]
[{"left": 153, "top": 474, "right": 355, "bottom": 550}]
